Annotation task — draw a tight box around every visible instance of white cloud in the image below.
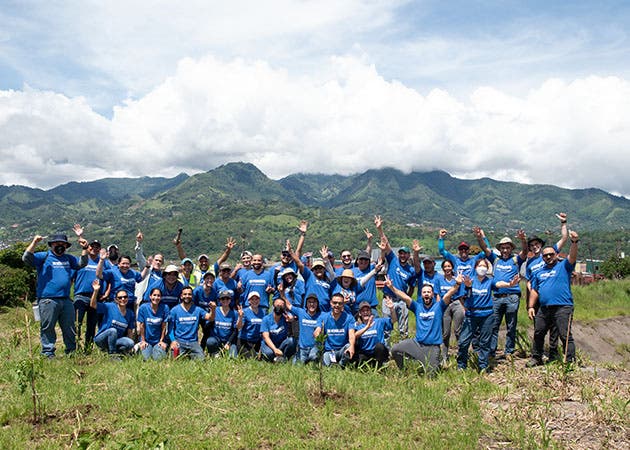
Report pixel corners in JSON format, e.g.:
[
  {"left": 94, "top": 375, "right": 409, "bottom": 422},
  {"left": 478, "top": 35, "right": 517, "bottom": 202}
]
[{"left": 1, "top": 56, "right": 629, "bottom": 198}]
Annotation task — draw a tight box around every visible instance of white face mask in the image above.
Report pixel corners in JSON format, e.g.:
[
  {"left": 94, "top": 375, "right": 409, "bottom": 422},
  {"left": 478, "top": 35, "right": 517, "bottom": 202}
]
[{"left": 476, "top": 266, "right": 488, "bottom": 277}]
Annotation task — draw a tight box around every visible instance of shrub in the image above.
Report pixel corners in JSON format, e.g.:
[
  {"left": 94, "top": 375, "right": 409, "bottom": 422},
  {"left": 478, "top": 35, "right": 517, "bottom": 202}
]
[
  {"left": 0, "top": 264, "right": 33, "bottom": 306},
  {"left": 600, "top": 254, "right": 630, "bottom": 279}
]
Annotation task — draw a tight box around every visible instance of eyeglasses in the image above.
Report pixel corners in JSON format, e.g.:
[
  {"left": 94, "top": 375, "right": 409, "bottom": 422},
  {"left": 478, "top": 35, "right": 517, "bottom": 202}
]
[
  {"left": 331, "top": 301, "right": 343, "bottom": 306},
  {"left": 542, "top": 253, "right": 555, "bottom": 258},
  {"left": 117, "top": 295, "right": 128, "bottom": 299},
  {"left": 341, "top": 254, "right": 352, "bottom": 259}
]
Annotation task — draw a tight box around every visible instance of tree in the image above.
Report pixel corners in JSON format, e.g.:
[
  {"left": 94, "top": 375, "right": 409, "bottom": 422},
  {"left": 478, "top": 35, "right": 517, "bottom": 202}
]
[{"left": 600, "top": 254, "right": 630, "bottom": 279}]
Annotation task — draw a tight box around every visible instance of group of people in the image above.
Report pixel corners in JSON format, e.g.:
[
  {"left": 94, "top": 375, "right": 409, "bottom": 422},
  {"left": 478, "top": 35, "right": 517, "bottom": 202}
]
[{"left": 23, "top": 213, "right": 580, "bottom": 373}]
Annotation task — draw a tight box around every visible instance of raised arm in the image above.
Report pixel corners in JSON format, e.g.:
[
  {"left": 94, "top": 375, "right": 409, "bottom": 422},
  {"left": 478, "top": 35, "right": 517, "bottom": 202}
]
[
  {"left": 295, "top": 220, "right": 308, "bottom": 257},
  {"left": 473, "top": 226, "right": 492, "bottom": 257},
  {"left": 89, "top": 278, "right": 100, "bottom": 310},
  {"left": 412, "top": 239, "right": 423, "bottom": 275},
  {"left": 555, "top": 213, "right": 569, "bottom": 251},
  {"left": 383, "top": 276, "right": 412, "bottom": 307},
  {"left": 374, "top": 215, "right": 392, "bottom": 256},
  {"left": 364, "top": 228, "right": 373, "bottom": 255},
  {"left": 95, "top": 248, "right": 107, "bottom": 279},
  {"left": 22, "top": 235, "right": 44, "bottom": 266},
  {"left": 135, "top": 230, "right": 147, "bottom": 268},
  {"left": 320, "top": 245, "right": 336, "bottom": 281},
  {"left": 173, "top": 228, "right": 186, "bottom": 260},
  {"left": 516, "top": 229, "right": 528, "bottom": 261},
  {"left": 216, "top": 237, "right": 236, "bottom": 265},
  {"left": 358, "top": 259, "right": 383, "bottom": 287},
  {"left": 441, "top": 274, "right": 464, "bottom": 306}
]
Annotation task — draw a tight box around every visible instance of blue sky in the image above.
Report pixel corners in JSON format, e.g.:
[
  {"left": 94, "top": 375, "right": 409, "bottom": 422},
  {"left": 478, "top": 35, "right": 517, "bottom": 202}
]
[{"left": 1, "top": 0, "right": 629, "bottom": 197}]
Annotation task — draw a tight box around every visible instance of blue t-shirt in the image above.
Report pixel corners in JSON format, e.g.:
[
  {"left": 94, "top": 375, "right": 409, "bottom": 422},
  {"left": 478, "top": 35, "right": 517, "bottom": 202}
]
[
  {"left": 463, "top": 276, "right": 499, "bottom": 317},
  {"left": 416, "top": 270, "right": 443, "bottom": 299},
  {"left": 102, "top": 266, "right": 144, "bottom": 303},
  {"left": 531, "top": 259, "right": 575, "bottom": 306},
  {"left": 260, "top": 313, "right": 291, "bottom": 347},
  {"left": 30, "top": 251, "right": 84, "bottom": 299},
  {"left": 439, "top": 275, "right": 458, "bottom": 298},
  {"left": 137, "top": 302, "right": 170, "bottom": 345},
  {"left": 273, "top": 279, "right": 305, "bottom": 308},
  {"left": 211, "top": 307, "right": 238, "bottom": 343},
  {"left": 438, "top": 240, "right": 487, "bottom": 298},
  {"left": 331, "top": 283, "right": 364, "bottom": 315},
  {"left": 72, "top": 256, "right": 101, "bottom": 295},
  {"left": 526, "top": 244, "right": 560, "bottom": 281},
  {"left": 382, "top": 252, "right": 416, "bottom": 298},
  {"left": 154, "top": 280, "right": 185, "bottom": 309},
  {"left": 240, "top": 269, "right": 273, "bottom": 309},
  {"left": 212, "top": 277, "right": 239, "bottom": 308},
  {"left": 192, "top": 285, "right": 217, "bottom": 310},
  {"left": 301, "top": 267, "right": 332, "bottom": 312},
  {"left": 291, "top": 307, "right": 321, "bottom": 349},
  {"left": 355, "top": 317, "right": 392, "bottom": 352},
  {"left": 239, "top": 307, "right": 266, "bottom": 342},
  {"left": 354, "top": 264, "right": 379, "bottom": 308},
  {"left": 487, "top": 253, "right": 524, "bottom": 294},
  {"left": 409, "top": 300, "right": 447, "bottom": 345},
  {"left": 316, "top": 311, "right": 354, "bottom": 351},
  {"left": 168, "top": 304, "right": 206, "bottom": 342},
  {"left": 95, "top": 302, "right": 135, "bottom": 339},
  {"left": 142, "top": 269, "right": 163, "bottom": 302}
]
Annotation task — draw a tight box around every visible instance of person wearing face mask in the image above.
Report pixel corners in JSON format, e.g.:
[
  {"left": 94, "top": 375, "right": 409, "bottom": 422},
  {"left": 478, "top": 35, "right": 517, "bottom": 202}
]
[
  {"left": 23, "top": 226, "right": 89, "bottom": 358},
  {"left": 260, "top": 298, "right": 297, "bottom": 362},
  {"left": 457, "top": 259, "right": 520, "bottom": 372},
  {"left": 387, "top": 276, "right": 457, "bottom": 375}
]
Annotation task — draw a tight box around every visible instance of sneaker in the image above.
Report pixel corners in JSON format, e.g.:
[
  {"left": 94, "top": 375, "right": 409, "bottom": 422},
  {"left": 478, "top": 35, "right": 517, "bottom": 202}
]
[
  {"left": 526, "top": 358, "right": 542, "bottom": 368},
  {"left": 273, "top": 356, "right": 287, "bottom": 363}
]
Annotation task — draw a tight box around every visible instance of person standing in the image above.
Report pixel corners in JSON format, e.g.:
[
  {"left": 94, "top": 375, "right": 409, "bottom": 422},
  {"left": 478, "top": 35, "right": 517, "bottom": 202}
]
[
  {"left": 22, "top": 225, "right": 89, "bottom": 357},
  {"left": 527, "top": 230, "right": 580, "bottom": 366}
]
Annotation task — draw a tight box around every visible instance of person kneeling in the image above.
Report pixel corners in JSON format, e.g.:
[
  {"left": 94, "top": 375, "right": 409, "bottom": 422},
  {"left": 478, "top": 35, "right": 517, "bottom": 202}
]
[
  {"left": 314, "top": 293, "right": 355, "bottom": 367},
  {"left": 352, "top": 301, "right": 393, "bottom": 368},
  {"left": 90, "top": 279, "right": 135, "bottom": 356}
]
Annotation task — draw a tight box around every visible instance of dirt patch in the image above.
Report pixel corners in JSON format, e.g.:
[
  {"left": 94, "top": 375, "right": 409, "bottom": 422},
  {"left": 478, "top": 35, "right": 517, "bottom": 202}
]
[{"left": 571, "top": 317, "right": 630, "bottom": 364}]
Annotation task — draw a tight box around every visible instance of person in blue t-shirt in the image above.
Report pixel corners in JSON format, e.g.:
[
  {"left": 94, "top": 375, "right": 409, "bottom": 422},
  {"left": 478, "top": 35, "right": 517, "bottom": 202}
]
[
  {"left": 457, "top": 259, "right": 520, "bottom": 372},
  {"left": 387, "top": 276, "right": 456, "bottom": 375},
  {"left": 479, "top": 230, "right": 528, "bottom": 361},
  {"left": 352, "top": 300, "right": 393, "bottom": 368},
  {"left": 168, "top": 286, "right": 212, "bottom": 360},
  {"left": 282, "top": 293, "right": 322, "bottom": 364},
  {"left": 91, "top": 280, "right": 136, "bottom": 356},
  {"left": 527, "top": 230, "right": 580, "bottom": 366},
  {"left": 292, "top": 249, "right": 332, "bottom": 313},
  {"left": 72, "top": 239, "right": 105, "bottom": 349},
  {"left": 137, "top": 288, "right": 170, "bottom": 360},
  {"left": 237, "top": 292, "right": 267, "bottom": 358},
  {"left": 22, "top": 227, "right": 89, "bottom": 357},
  {"left": 239, "top": 254, "right": 274, "bottom": 310},
  {"left": 525, "top": 213, "right": 569, "bottom": 361},
  {"left": 374, "top": 215, "right": 416, "bottom": 338},
  {"left": 206, "top": 291, "right": 242, "bottom": 357},
  {"left": 353, "top": 250, "right": 381, "bottom": 317},
  {"left": 314, "top": 293, "right": 356, "bottom": 367},
  {"left": 260, "top": 297, "right": 297, "bottom": 362}
]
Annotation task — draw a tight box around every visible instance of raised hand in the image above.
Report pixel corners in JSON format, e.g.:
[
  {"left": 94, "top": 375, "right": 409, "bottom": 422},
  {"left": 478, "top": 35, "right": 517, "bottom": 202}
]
[
  {"left": 226, "top": 237, "right": 236, "bottom": 249},
  {"left": 297, "top": 220, "right": 308, "bottom": 234},
  {"left": 439, "top": 229, "right": 447, "bottom": 238},
  {"left": 556, "top": 213, "right": 567, "bottom": 223},
  {"left": 374, "top": 215, "right": 383, "bottom": 229},
  {"left": 412, "top": 239, "right": 423, "bottom": 253},
  {"left": 320, "top": 245, "right": 329, "bottom": 259},
  {"left": 516, "top": 229, "right": 526, "bottom": 240},
  {"left": 99, "top": 248, "right": 107, "bottom": 260},
  {"left": 462, "top": 275, "right": 472, "bottom": 288},
  {"left": 78, "top": 237, "right": 89, "bottom": 249},
  {"left": 91, "top": 278, "right": 101, "bottom": 291},
  {"left": 136, "top": 230, "right": 144, "bottom": 242},
  {"left": 569, "top": 230, "right": 579, "bottom": 241},
  {"left": 364, "top": 228, "right": 373, "bottom": 240},
  {"left": 72, "top": 223, "right": 84, "bottom": 237}
]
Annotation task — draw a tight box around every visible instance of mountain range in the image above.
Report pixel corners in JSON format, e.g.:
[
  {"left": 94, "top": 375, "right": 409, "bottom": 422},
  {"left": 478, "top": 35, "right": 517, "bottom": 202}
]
[{"left": 1, "top": 162, "right": 628, "bottom": 259}]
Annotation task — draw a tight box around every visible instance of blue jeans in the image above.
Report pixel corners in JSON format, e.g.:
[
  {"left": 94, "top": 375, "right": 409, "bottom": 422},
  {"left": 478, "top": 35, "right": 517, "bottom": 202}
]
[
  {"left": 458, "top": 314, "right": 495, "bottom": 370},
  {"left": 490, "top": 294, "right": 520, "bottom": 357},
  {"left": 39, "top": 297, "right": 76, "bottom": 357},
  {"left": 175, "top": 341, "right": 206, "bottom": 360},
  {"left": 206, "top": 337, "right": 238, "bottom": 357},
  {"left": 260, "top": 337, "right": 297, "bottom": 361},
  {"left": 296, "top": 346, "right": 320, "bottom": 364},
  {"left": 94, "top": 328, "right": 134, "bottom": 354},
  {"left": 141, "top": 343, "right": 167, "bottom": 361},
  {"left": 73, "top": 294, "right": 98, "bottom": 347},
  {"left": 322, "top": 344, "right": 351, "bottom": 367}
]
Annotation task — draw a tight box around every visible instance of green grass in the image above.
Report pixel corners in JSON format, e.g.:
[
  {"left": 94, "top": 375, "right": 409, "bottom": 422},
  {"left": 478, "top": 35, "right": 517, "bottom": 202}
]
[{"left": 0, "top": 279, "right": 627, "bottom": 449}]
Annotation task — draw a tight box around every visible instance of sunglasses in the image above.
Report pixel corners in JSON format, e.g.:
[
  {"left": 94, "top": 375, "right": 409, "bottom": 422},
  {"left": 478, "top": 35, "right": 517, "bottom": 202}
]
[
  {"left": 542, "top": 253, "right": 555, "bottom": 258},
  {"left": 117, "top": 295, "right": 128, "bottom": 299}
]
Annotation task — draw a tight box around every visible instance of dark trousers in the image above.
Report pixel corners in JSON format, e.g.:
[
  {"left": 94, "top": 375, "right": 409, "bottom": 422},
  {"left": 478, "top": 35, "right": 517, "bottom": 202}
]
[
  {"left": 532, "top": 305, "right": 575, "bottom": 363},
  {"left": 74, "top": 294, "right": 98, "bottom": 347},
  {"left": 352, "top": 343, "right": 389, "bottom": 368}
]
